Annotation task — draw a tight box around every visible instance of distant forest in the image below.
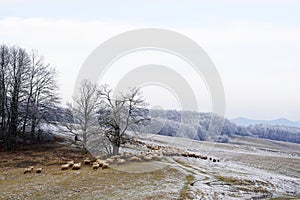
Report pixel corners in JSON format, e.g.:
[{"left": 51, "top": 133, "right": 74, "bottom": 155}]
[{"left": 143, "top": 110, "right": 300, "bottom": 144}]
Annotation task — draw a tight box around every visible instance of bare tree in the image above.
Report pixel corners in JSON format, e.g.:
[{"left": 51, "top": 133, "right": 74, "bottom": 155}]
[
  {"left": 21, "top": 51, "right": 59, "bottom": 136},
  {"left": 28, "top": 61, "right": 59, "bottom": 140},
  {"left": 7, "top": 46, "right": 31, "bottom": 149},
  {"left": 0, "top": 45, "right": 10, "bottom": 142},
  {"left": 66, "top": 80, "right": 100, "bottom": 145},
  {"left": 98, "top": 85, "right": 149, "bottom": 155}
]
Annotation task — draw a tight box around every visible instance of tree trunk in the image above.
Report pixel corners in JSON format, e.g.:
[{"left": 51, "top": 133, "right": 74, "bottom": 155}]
[
  {"left": 112, "top": 144, "right": 119, "bottom": 155},
  {"left": 31, "top": 118, "right": 36, "bottom": 142},
  {"left": 5, "top": 130, "right": 12, "bottom": 150},
  {"left": 9, "top": 90, "right": 19, "bottom": 137},
  {"left": 83, "top": 131, "right": 87, "bottom": 146},
  {"left": 112, "top": 128, "right": 120, "bottom": 155}
]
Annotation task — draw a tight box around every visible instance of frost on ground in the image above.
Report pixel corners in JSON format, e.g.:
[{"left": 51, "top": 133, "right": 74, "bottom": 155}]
[
  {"left": 136, "top": 133, "right": 300, "bottom": 199},
  {"left": 0, "top": 132, "right": 299, "bottom": 200}
]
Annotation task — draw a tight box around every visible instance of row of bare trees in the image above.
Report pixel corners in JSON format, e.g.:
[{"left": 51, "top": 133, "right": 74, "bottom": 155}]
[
  {"left": 0, "top": 44, "right": 59, "bottom": 150},
  {"left": 66, "top": 81, "right": 149, "bottom": 155}
]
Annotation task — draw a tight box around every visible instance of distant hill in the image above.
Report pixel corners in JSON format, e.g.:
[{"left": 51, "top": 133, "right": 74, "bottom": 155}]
[
  {"left": 143, "top": 110, "right": 300, "bottom": 144},
  {"left": 231, "top": 117, "right": 300, "bottom": 128}
]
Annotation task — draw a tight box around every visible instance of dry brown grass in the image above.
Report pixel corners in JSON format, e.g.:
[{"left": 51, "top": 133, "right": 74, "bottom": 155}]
[
  {"left": 0, "top": 142, "right": 185, "bottom": 199},
  {"left": 0, "top": 143, "right": 91, "bottom": 169}
]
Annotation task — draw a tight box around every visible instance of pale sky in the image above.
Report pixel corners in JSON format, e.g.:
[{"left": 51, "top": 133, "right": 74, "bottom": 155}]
[{"left": 0, "top": 0, "right": 299, "bottom": 121}]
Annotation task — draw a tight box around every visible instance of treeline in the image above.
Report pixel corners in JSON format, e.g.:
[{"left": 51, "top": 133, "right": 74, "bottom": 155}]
[
  {"left": 0, "top": 44, "right": 60, "bottom": 150},
  {"left": 145, "top": 109, "right": 300, "bottom": 144},
  {"left": 144, "top": 110, "right": 235, "bottom": 143},
  {"left": 238, "top": 124, "right": 300, "bottom": 143}
]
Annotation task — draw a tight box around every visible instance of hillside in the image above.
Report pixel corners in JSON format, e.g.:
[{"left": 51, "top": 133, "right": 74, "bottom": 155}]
[
  {"left": 231, "top": 117, "right": 300, "bottom": 128},
  {"left": 143, "top": 110, "right": 300, "bottom": 144}
]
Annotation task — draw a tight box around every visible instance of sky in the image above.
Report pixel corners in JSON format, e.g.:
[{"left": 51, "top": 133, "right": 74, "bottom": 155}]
[{"left": 0, "top": 0, "right": 299, "bottom": 121}]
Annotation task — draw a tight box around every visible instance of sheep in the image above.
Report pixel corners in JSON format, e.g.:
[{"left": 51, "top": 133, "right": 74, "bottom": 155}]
[
  {"left": 61, "top": 164, "right": 70, "bottom": 170},
  {"left": 84, "top": 158, "right": 91, "bottom": 165},
  {"left": 194, "top": 154, "right": 200, "bottom": 159},
  {"left": 152, "top": 155, "right": 162, "bottom": 161},
  {"left": 67, "top": 160, "right": 74, "bottom": 167},
  {"left": 116, "top": 159, "right": 126, "bottom": 165},
  {"left": 36, "top": 168, "right": 43, "bottom": 173},
  {"left": 143, "top": 155, "right": 153, "bottom": 162},
  {"left": 137, "top": 152, "right": 146, "bottom": 160},
  {"left": 92, "top": 162, "right": 100, "bottom": 170},
  {"left": 128, "top": 156, "right": 141, "bottom": 162},
  {"left": 105, "top": 158, "right": 115, "bottom": 164},
  {"left": 110, "top": 155, "right": 120, "bottom": 160},
  {"left": 96, "top": 159, "right": 106, "bottom": 167},
  {"left": 182, "top": 152, "right": 189, "bottom": 157},
  {"left": 200, "top": 155, "right": 208, "bottom": 160},
  {"left": 23, "top": 166, "right": 34, "bottom": 174},
  {"left": 102, "top": 163, "right": 109, "bottom": 169},
  {"left": 72, "top": 163, "right": 81, "bottom": 170},
  {"left": 121, "top": 152, "right": 132, "bottom": 159},
  {"left": 188, "top": 153, "right": 196, "bottom": 158},
  {"left": 23, "top": 168, "right": 31, "bottom": 174}
]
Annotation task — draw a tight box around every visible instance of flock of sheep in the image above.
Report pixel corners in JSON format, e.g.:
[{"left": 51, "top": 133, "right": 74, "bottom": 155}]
[
  {"left": 144, "top": 144, "right": 220, "bottom": 162},
  {"left": 23, "top": 143, "right": 220, "bottom": 174},
  {"left": 23, "top": 166, "right": 43, "bottom": 174},
  {"left": 60, "top": 159, "right": 109, "bottom": 170}
]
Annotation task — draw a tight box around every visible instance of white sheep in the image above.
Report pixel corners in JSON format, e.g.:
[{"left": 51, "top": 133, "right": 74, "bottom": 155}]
[
  {"left": 102, "top": 163, "right": 109, "bottom": 169},
  {"left": 92, "top": 162, "right": 100, "bottom": 169},
  {"left": 105, "top": 158, "right": 114, "bottom": 164},
  {"left": 23, "top": 166, "right": 34, "bottom": 174},
  {"left": 116, "top": 159, "right": 126, "bottom": 165},
  {"left": 121, "top": 152, "right": 132, "bottom": 159},
  {"left": 96, "top": 159, "right": 105, "bottom": 167},
  {"left": 84, "top": 158, "right": 91, "bottom": 165},
  {"left": 67, "top": 160, "right": 74, "bottom": 167},
  {"left": 128, "top": 156, "right": 141, "bottom": 162},
  {"left": 72, "top": 163, "right": 81, "bottom": 170},
  {"left": 143, "top": 155, "right": 153, "bottom": 161},
  {"left": 36, "top": 168, "right": 43, "bottom": 173},
  {"left": 61, "top": 164, "right": 70, "bottom": 170}
]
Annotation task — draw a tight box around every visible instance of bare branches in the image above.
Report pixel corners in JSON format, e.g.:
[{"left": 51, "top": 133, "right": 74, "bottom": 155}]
[
  {"left": 66, "top": 80, "right": 100, "bottom": 145},
  {"left": 0, "top": 44, "right": 60, "bottom": 149},
  {"left": 98, "top": 86, "right": 149, "bottom": 155}
]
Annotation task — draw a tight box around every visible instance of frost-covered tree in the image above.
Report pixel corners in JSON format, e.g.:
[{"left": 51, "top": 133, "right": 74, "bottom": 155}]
[
  {"left": 98, "top": 85, "right": 149, "bottom": 155},
  {"left": 66, "top": 80, "right": 100, "bottom": 145}
]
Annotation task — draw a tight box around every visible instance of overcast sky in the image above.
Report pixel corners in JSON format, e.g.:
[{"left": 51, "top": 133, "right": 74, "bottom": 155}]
[{"left": 0, "top": 0, "right": 299, "bottom": 121}]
